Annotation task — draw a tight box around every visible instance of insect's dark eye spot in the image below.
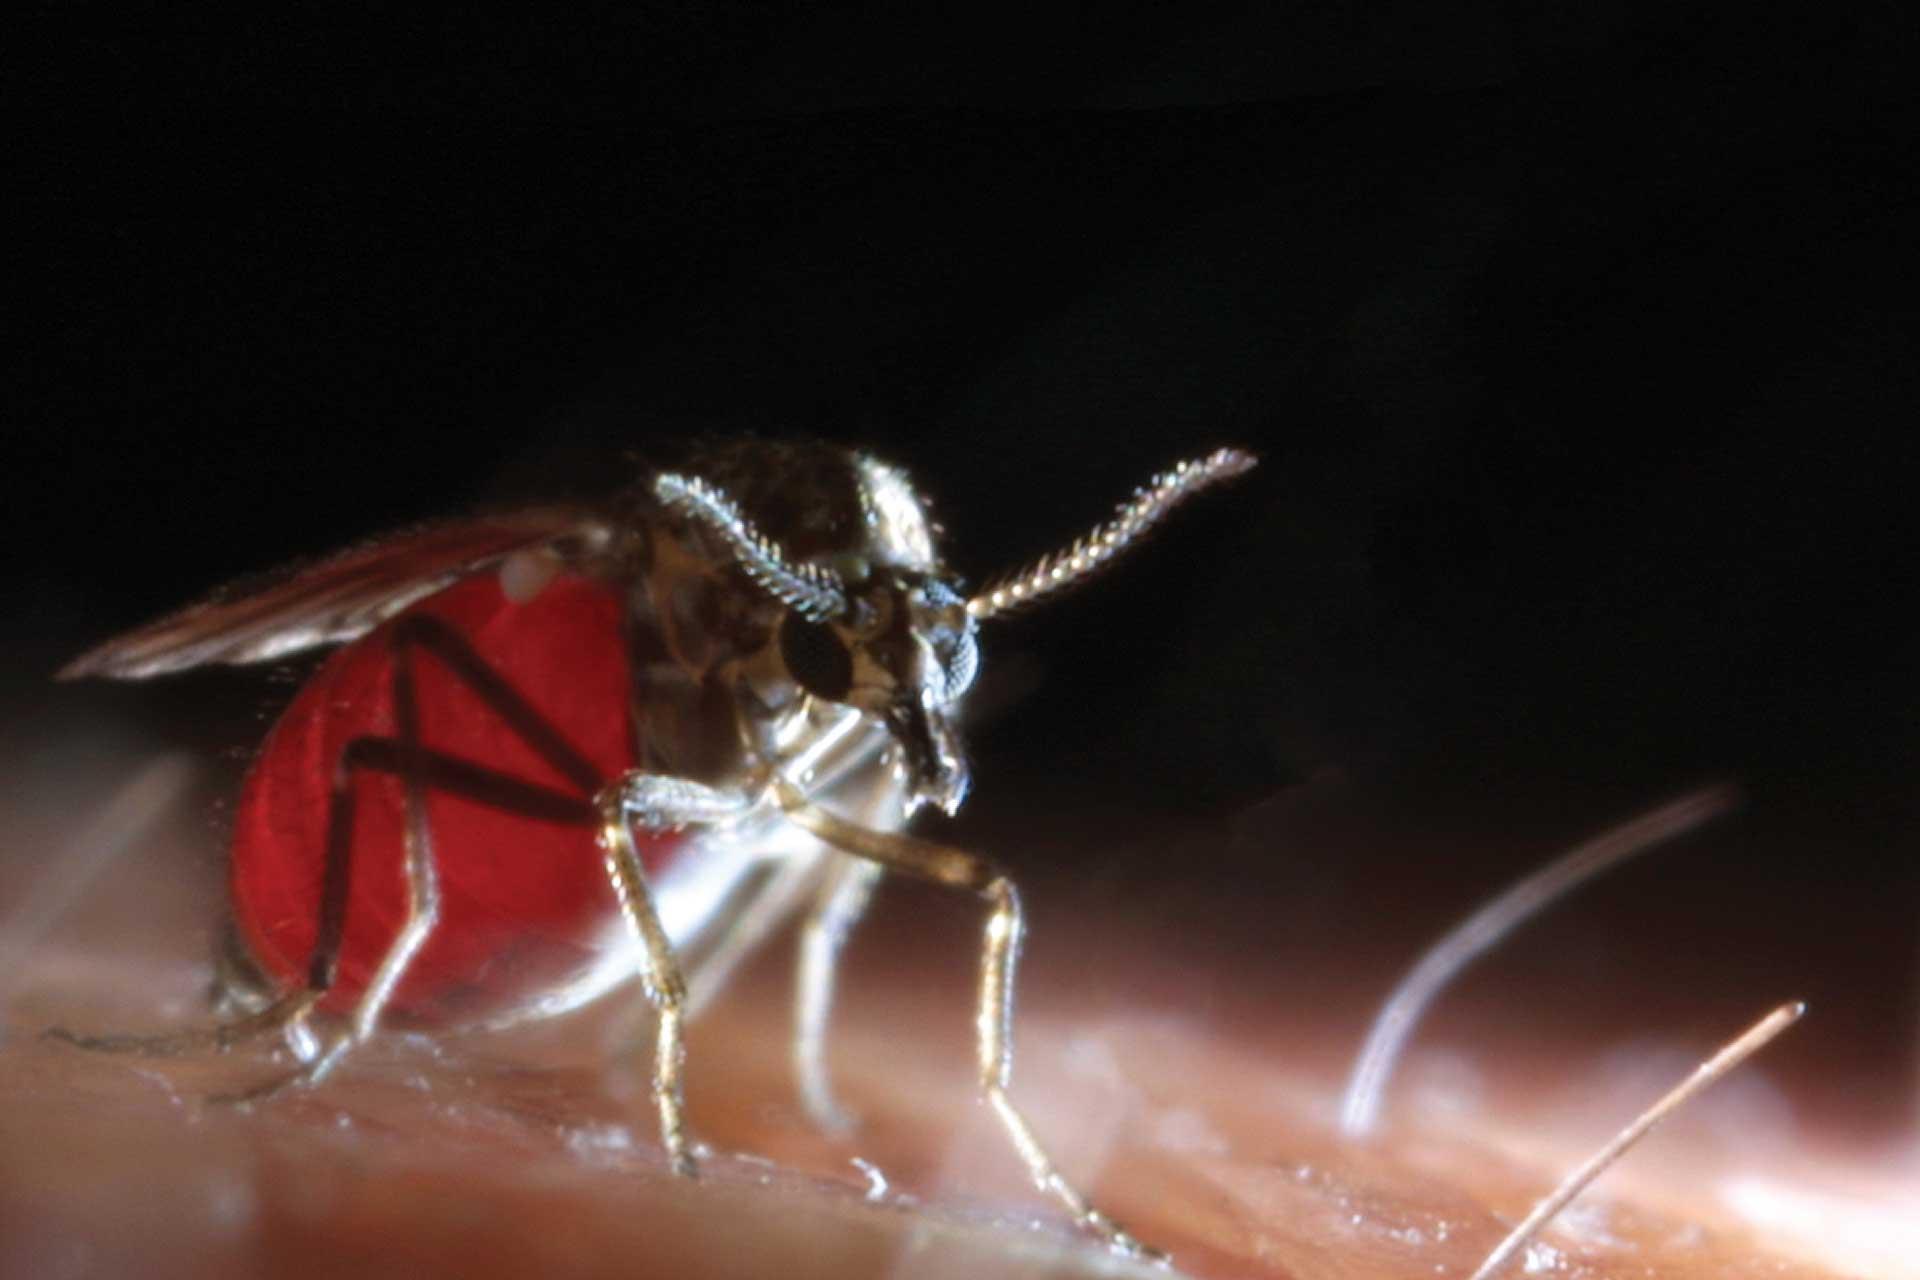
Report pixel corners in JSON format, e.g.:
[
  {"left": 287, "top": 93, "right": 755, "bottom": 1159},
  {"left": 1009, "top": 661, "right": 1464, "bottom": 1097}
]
[{"left": 779, "top": 613, "right": 853, "bottom": 702}]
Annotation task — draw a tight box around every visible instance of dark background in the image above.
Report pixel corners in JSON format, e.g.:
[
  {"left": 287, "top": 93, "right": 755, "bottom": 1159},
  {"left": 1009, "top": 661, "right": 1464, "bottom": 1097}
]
[{"left": 10, "top": 6, "right": 1917, "bottom": 1135}]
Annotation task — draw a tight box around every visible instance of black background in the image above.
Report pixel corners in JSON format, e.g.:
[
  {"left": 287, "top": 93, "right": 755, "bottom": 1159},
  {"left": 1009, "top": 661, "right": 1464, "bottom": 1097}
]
[{"left": 11, "top": 6, "right": 1917, "bottom": 1132}]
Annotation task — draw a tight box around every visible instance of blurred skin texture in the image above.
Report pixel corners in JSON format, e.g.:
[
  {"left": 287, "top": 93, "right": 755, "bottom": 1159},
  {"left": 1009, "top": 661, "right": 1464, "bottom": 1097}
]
[{"left": 2, "top": 728, "right": 1911, "bottom": 1280}]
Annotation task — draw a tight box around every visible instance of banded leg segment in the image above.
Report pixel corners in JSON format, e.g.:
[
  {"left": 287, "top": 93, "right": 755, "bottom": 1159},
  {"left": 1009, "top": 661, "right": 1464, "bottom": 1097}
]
[
  {"left": 597, "top": 789, "right": 697, "bottom": 1176},
  {"left": 49, "top": 619, "right": 605, "bottom": 1071},
  {"left": 774, "top": 781, "right": 1149, "bottom": 1258}
]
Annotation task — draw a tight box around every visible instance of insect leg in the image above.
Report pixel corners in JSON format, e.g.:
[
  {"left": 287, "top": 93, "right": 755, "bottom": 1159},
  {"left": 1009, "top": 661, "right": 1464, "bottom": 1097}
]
[
  {"left": 49, "top": 621, "right": 606, "bottom": 1072},
  {"left": 302, "top": 616, "right": 614, "bottom": 1082},
  {"left": 296, "top": 640, "right": 590, "bottom": 1094},
  {"left": 42, "top": 745, "right": 589, "bottom": 1063},
  {"left": 774, "top": 782, "right": 1151, "bottom": 1259},
  {"left": 793, "top": 854, "right": 882, "bottom": 1134},
  {"left": 43, "top": 990, "right": 320, "bottom": 1057},
  {"left": 275, "top": 633, "right": 440, "bottom": 1088},
  {"left": 596, "top": 787, "right": 698, "bottom": 1177},
  {"left": 681, "top": 850, "right": 825, "bottom": 1021}
]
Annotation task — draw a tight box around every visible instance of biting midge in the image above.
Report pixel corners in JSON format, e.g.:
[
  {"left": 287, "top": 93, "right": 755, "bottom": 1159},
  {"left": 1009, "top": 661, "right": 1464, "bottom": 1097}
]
[{"left": 52, "top": 439, "right": 1256, "bottom": 1256}]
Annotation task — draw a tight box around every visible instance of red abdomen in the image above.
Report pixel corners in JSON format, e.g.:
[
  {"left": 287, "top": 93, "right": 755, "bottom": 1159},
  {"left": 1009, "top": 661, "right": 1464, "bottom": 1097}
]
[{"left": 231, "top": 571, "right": 673, "bottom": 1023}]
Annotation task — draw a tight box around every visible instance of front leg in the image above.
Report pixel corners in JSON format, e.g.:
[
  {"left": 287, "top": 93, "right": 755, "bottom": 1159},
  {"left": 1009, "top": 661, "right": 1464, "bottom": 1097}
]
[
  {"left": 596, "top": 771, "right": 754, "bottom": 1177},
  {"left": 773, "top": 781, "right": 1153, "bottom": 1260}
]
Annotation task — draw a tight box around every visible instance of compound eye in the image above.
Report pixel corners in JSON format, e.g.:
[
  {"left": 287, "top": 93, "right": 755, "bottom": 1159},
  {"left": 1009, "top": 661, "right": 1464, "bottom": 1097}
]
[
  {"left": 937, "top": 631, "right": 978, "bottom": 702},
  {"left": 911, "top": 578, "right": 978, "bottom": 704},
  {"left": 779, "top": 612, "right": 853, "bottom": 702}
]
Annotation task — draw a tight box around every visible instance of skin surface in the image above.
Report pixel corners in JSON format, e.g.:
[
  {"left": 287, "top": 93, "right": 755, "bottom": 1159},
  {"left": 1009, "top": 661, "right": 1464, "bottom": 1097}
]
[{"left": 2, "top": 744, "right": 1908, "bottom": 1280}]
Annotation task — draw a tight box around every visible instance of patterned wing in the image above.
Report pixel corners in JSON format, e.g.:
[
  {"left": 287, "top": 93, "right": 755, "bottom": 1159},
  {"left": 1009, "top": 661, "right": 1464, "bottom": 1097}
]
[{"left": 60, "top": 508, "right": 616, "bottom": 680}]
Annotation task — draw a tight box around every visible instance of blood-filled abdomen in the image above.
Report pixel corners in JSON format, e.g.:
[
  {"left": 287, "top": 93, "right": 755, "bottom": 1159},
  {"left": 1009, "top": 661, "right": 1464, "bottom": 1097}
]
[{"left": 230, "top": 570, "right": 670, "bottom": 1023}]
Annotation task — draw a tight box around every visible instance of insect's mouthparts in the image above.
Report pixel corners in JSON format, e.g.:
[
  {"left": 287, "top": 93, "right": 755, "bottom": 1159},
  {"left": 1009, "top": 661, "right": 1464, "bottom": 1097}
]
[{"left": 893, "top": 694, "right": 970, "bottom": 818}]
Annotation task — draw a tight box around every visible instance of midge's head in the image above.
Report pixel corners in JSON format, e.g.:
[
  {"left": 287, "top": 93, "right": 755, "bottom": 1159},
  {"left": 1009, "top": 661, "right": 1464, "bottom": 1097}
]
[{"left": 654, "top": 442, "right": 1255, "bottom": 817}]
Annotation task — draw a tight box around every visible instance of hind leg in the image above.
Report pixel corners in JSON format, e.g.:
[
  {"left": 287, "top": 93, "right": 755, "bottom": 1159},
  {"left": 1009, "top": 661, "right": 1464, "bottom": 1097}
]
[
  {"left": 47, "top": 617, "right": 603, "bottom": 1079},
  {"left": 40, "top": 727, "right": 397, "bottom": 1067},
  {"left": 222, "top": 622, "right": 614, "bottom": 1097},
  {"left": 43, "top": 989, "right": 321, "bottom": 1057}
]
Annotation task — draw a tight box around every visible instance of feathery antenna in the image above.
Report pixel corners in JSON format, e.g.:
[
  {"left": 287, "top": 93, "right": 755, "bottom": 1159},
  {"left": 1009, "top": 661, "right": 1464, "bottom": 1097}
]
[
  {"left": 654, "top": 472, "right": 850, "bottom": 622},
  {"left": 966, "top": 447, "right": 1257, "bottom": 621}
]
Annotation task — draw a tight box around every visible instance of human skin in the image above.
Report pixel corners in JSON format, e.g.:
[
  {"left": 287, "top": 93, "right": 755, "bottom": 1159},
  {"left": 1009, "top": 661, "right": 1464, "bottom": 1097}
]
[{"left": 4, "top": 750, "right": 1910, "bottom": 1280}]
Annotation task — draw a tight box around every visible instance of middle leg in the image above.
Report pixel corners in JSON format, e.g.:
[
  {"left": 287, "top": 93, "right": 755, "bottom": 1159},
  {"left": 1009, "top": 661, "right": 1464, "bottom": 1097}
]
[
  {"left": 253, "top": 635, "right": 448, "bottom": 1092},
  {"left": 774, "top": 781, "right": 1151, "bottom": 1258},
  {"left": 793, "top": 854, "right": 882, "bottom": 1133}
]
